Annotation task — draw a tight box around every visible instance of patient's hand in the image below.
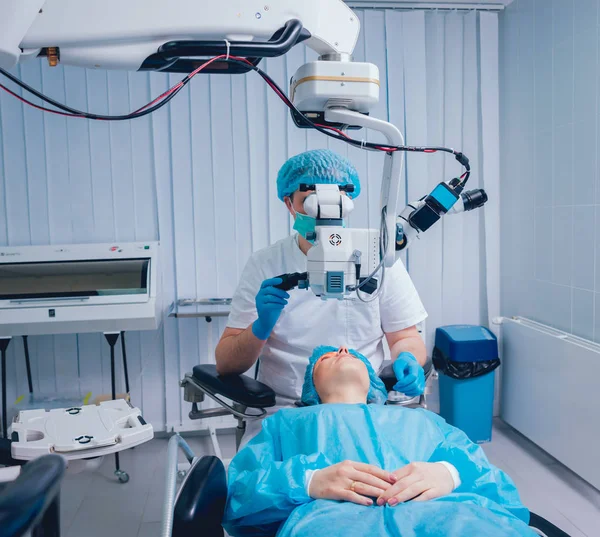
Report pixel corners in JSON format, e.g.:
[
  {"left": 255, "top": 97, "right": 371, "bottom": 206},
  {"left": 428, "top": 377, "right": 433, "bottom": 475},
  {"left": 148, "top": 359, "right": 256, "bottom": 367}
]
[
  {"left": 309, "top": 460, "right": 396, "bottom": 506},
  {"left": 376, "top": 462, "right": 454, "bottom": 506}
]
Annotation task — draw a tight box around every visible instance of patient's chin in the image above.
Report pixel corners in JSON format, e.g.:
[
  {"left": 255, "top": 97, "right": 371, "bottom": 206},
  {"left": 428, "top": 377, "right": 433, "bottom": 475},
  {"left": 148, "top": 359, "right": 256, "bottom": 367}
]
[
  {"left": 332, "top": 363, "right": 370, "bottom": 389},
  {"left": 336, "top": 358, "right": 369, "bottom": 377}
]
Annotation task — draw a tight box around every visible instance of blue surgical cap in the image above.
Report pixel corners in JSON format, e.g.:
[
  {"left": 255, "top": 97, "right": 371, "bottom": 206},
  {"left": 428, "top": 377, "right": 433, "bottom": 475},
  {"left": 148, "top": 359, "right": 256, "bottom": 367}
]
[
  {"left": 276, "top": 149, "right": 361, "bottom": 201},
  {"left": 301, "top": 345, "right": 388, "bottom": 406}
]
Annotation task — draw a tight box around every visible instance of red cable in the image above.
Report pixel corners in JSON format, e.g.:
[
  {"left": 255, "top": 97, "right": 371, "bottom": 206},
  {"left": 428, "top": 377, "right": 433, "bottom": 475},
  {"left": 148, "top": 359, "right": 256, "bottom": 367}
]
[
  {"left": 132, "top": 54, "right": 257, "bottom": 113},
  {"left": 133, "top": 55, "right": 238, "bottom": 113},
  {"left": 133, "top": 81, "right": 184, "bottom": 113},
  {"left": 0, "top": 53, "right": 470, "bottom": 170},
  {"left": 0, "top": 54, "right": 251, "bottom": 119},
  {"left": 0, "top": 52, "right": 396, "bottom": 154},
  {"left": 128, "top": 55, "right": 240, "bottom": 114},
  {"left": 0, "top": 83, "right": 84, "bottom": 118},
  {"left": 315, "top": 124, "right": 348, "bottom": 138},
  {"left": 316, "top": 124, "right": 395, "bottom": 152}
]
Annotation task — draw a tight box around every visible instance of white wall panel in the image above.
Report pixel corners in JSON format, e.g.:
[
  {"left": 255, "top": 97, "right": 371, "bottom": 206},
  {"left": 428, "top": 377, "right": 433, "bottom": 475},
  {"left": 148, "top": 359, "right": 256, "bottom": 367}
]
[
  {"left": 399, "top": 11, "right": 439, "bottom": 350},
  {"left": 0, "top": 10, "right": 497, "bottom": 431},
  {"left": 21, "top": 63, "right": 51, "bottom": 247},
  {"left": 500, "top": 0, "right": 600, "bottom": 344},
  {"left": 441, "top": 14, "right": 467, "bottom": 327},
  {"left": 87, "top": 70, "right": 116, "bottom": 245}
]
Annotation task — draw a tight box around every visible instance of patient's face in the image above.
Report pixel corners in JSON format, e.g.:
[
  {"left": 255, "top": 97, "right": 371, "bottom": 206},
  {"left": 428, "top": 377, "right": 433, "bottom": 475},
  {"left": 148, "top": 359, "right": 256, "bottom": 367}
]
[{"left": 313, "top": 346, "right": 370, "bottom": 400}]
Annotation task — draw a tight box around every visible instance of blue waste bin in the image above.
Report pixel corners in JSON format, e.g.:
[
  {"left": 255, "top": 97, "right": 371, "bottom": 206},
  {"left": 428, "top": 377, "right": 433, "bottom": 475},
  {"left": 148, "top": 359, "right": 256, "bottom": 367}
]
[{"left": 433, "top": 325, "right": 500, "bottom": 444}]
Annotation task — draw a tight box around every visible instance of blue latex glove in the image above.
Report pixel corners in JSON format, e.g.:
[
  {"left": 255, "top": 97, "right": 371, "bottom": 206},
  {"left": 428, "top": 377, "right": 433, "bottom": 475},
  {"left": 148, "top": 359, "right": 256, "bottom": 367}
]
[
  {"left": 392, "top": 352, "right": 425, "bottom": 397},
  {"left": 251, "top": 278, "right": 290, "bottom": 341}
]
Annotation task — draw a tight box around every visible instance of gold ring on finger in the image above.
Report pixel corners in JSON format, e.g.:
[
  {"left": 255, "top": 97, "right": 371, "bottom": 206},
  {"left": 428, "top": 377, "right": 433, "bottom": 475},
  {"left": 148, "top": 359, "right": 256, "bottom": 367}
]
[{"left": 349, "top": 480, "right": 357, "bottom": 492}]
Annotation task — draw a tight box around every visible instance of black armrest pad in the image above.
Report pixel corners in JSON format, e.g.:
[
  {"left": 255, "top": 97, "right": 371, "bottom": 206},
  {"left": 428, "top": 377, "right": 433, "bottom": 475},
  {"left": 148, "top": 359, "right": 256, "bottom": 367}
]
[
  {"left": 173, "top": 456, "right": 226, "bottom": 537},
  {"left": 529, "top": 513, "right": 571, "bottom": 537},
  {"left": 192, "top": 365, "right": 276, "bottom": 408},
  {"left": 379, "top": 358, "right": 434, "bottom": 392},
  {"left": 0, "top": 455, "right": 65, "bottom": 537}
]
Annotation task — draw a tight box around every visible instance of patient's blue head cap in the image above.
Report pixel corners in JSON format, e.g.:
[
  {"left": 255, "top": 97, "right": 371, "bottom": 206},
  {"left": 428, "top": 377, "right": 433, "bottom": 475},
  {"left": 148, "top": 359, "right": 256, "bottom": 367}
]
[
  {"left": 276, "top": 149, "right": 361, "bottom": 201},
  {"left": 301, "top": 345, "right": 388, "bottom": 406}
]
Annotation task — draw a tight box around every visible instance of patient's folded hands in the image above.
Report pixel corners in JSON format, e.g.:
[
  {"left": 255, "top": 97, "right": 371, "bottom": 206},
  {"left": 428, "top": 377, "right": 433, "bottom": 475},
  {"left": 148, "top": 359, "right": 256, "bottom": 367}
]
[
  {"left": 309, "top": 460, "right": 455, "bottom": 508},
  {"left": 308, "top": 460, "right": 397, "bottom": 506},
  {"left": 376, "top": 462, "right": 455, "bottom": 506}
]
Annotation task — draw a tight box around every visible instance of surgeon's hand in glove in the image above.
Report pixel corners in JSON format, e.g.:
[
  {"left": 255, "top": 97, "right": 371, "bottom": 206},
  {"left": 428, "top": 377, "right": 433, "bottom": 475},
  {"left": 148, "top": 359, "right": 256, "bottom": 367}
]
[
  {"left": 309, "top": 461, "right": 397, "bottom": 506},
  {"left": 392, "top": 352, "right": 425, "bottom": 397},
  {"left": 376, "top": 462, "right": 455, "bottom": 506},
  {"left": 251, "top": 277, "right": 290, "bottom": 341}
]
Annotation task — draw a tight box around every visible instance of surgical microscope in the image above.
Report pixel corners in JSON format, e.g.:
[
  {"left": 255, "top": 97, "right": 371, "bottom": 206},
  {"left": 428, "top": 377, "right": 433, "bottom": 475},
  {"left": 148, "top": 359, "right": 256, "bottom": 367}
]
[{"left": 0, "top": 0, "right": 487, "bottom": 302}]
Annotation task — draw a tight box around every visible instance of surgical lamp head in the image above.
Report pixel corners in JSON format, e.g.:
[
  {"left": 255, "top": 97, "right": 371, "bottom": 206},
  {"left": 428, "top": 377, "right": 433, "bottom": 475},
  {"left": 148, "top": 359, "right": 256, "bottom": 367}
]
[{"left": 276, "top": 149, "right": 361, "bottom": 202}]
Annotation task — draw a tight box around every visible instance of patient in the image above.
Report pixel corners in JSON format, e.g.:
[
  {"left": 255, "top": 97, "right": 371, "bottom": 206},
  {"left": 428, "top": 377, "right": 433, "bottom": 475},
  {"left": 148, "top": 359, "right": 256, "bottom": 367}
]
[{"left": 224, "top": 346, "right": 536, "bottom": 537}]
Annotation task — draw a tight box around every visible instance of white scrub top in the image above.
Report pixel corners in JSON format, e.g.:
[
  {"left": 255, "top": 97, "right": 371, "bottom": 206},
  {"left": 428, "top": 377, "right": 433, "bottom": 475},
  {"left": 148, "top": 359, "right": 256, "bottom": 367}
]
[{"left": 227, "top": 235, "right": 427, "bottom": 443}]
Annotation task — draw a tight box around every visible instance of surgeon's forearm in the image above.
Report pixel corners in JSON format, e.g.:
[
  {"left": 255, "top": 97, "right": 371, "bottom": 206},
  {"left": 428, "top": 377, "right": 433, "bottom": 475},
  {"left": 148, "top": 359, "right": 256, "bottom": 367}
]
[
  {"left": 215, "top": 326, "right": 267, "bottom": 376},
  {"left": 390, "top": 335, "right": 427, "bottom": 367}
]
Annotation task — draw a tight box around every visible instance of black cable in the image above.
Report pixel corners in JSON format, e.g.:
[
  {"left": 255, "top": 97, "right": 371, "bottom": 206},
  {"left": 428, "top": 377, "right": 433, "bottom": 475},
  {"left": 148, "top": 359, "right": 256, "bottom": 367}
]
[
  {"left": 0, "top": 57, "right": 471, "bottom": 184},
  {"left": 0, "top": 65, "right": 191, "bottom": 120},
  {"left": 0, "top": 66, "right": 86, "bottom": 115},
  {"left": 224, "top": 59, "right": 471, "bottom": 183}
]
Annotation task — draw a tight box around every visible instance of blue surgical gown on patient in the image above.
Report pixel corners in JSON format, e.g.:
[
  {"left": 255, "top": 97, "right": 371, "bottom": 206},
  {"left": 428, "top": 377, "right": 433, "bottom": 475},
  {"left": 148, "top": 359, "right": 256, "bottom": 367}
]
[{"left": 223, "top": 404, "right": 536, "bottom": 537}]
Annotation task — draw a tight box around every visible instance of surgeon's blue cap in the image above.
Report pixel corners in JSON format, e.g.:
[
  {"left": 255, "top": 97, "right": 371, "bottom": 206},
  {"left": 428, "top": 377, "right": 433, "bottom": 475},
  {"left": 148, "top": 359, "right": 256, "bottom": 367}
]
[
  {"left": 301, "top": 346, "right": 388, "bottom": 406},
  {"left": 276, "top": 149, "right": 361, "bottom": 201}
]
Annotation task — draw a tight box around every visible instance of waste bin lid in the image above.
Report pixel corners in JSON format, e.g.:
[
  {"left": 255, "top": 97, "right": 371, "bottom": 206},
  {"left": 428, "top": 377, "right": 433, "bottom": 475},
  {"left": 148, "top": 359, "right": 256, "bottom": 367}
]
[{"left": 435, "top": 325, "right": 498, "bottom": 363}]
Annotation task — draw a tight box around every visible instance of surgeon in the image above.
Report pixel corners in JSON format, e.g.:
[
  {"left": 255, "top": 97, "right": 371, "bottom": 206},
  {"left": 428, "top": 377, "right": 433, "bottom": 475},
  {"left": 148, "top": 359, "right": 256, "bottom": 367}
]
[
  {"left": 215, "top": 149, "right": 428, "bottom": 444},
  {"left": 223, "top": 346, "right": 536, "bottom": 537}
]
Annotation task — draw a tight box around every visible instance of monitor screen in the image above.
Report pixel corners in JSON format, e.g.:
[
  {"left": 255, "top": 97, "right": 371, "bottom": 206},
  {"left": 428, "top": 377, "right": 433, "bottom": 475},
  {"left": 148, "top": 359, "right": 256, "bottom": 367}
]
[{"left": 0, "top": 259, "right": 149, "bottom": 300}]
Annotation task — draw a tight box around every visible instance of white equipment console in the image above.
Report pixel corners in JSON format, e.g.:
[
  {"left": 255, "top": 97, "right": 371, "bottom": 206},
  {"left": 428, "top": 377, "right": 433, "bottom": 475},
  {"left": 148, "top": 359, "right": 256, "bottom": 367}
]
[
  {"left": 0, "top": 241, "right": 160, "bottom": 336},
  {"left": 10, "top": 399, "right": 154, "bottom": 460}
]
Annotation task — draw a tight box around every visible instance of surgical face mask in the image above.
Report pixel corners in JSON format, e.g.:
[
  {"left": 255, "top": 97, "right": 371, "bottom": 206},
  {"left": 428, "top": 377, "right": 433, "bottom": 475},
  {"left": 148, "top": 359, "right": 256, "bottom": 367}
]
[{"left": 293, "top": 211, "right": 317, "bottom": 243}]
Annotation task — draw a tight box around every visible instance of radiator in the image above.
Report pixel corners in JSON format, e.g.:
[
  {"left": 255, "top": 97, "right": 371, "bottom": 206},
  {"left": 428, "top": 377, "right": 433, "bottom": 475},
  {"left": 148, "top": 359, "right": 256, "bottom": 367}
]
[{"left": 500, "top": 317, "right": 600, "bottom": 489}]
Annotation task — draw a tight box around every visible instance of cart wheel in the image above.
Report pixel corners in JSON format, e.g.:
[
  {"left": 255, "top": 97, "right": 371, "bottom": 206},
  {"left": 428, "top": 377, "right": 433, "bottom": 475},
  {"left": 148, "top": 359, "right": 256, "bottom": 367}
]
[{"left": 115, "top": 470, "right": 130, "bottom": 484}]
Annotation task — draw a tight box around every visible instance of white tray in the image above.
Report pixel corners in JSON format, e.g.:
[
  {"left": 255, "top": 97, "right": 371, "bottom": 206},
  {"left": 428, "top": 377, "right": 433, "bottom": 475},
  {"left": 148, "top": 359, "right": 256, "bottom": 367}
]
[{"left": 10, "top": 399, "right": 154, "bottom": 461}]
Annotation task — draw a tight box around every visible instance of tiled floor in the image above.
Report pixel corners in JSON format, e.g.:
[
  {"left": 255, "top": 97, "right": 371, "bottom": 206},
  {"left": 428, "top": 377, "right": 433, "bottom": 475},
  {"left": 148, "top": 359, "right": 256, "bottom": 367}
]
[
  {"left": 483, "top": 421, "right": 600, "bottom": 537},
  {"left": 55, "top": 421, "right": 599, "bottom": 537}
]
